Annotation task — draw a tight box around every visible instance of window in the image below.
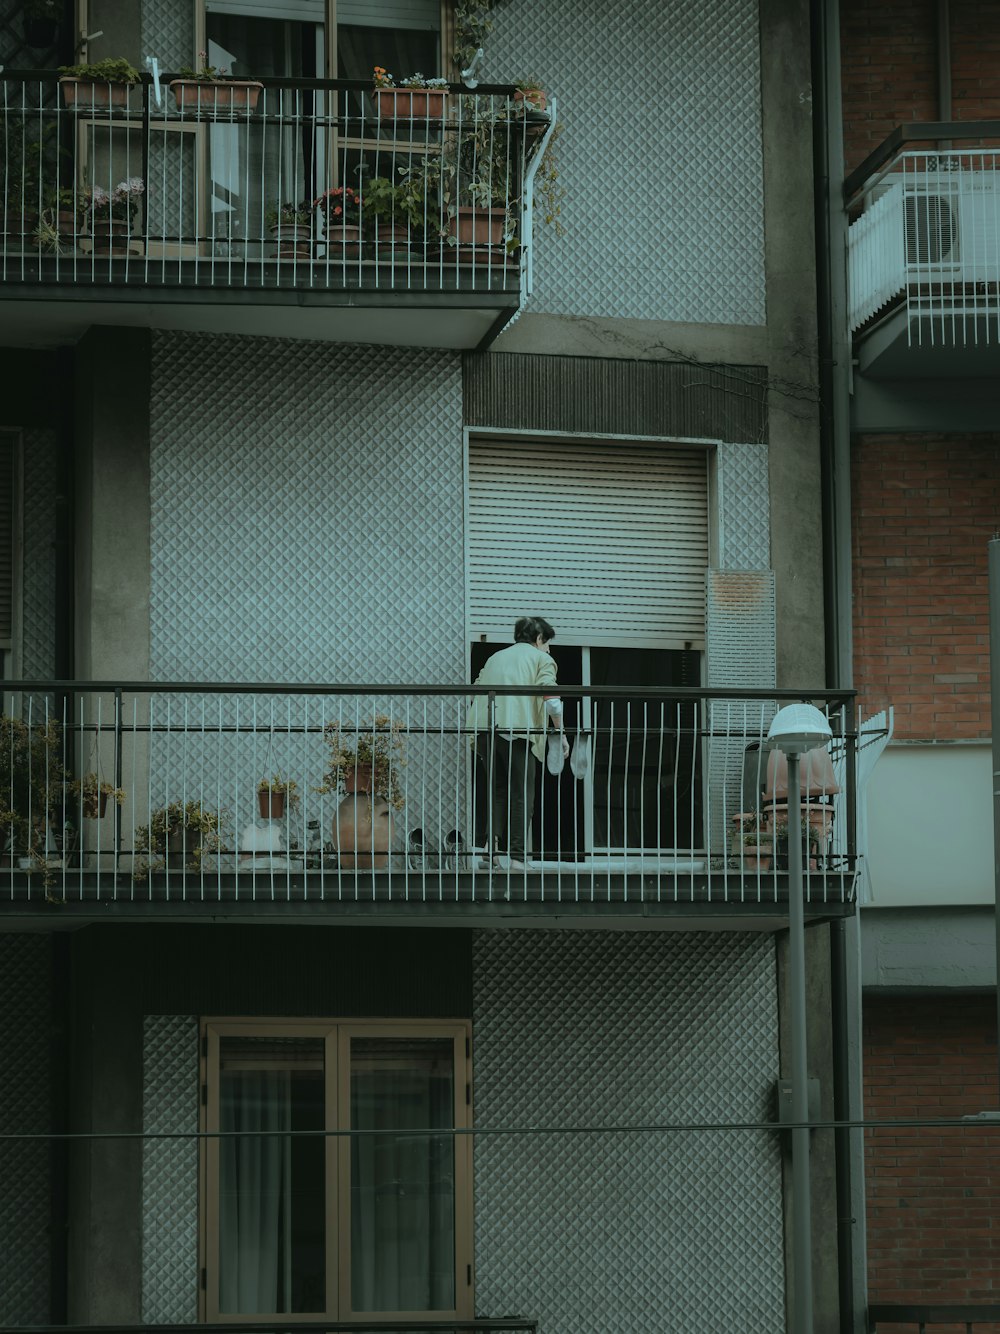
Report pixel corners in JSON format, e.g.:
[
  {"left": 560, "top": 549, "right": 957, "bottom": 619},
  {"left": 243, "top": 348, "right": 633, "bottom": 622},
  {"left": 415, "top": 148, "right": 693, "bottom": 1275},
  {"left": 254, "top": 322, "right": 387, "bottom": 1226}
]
[{"left": 201, "top": 1020, "right": 471, "bottom": 1321}]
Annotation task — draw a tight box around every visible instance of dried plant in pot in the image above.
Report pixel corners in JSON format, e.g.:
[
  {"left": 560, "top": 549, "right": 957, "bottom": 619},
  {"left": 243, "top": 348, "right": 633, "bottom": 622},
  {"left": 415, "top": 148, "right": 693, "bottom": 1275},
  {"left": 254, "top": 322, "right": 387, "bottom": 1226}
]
[
  {"left": 133, "top": 800, "right": 226, "bottom": 877},
  {"left": 257, "top": 775, "right": 299, "bottom": 820},
  {"left": 315, "top": 715, "right": 405, "bottom": 869},
  {"left": 69, "top": 772, "right": 126, "bottom": 820}
]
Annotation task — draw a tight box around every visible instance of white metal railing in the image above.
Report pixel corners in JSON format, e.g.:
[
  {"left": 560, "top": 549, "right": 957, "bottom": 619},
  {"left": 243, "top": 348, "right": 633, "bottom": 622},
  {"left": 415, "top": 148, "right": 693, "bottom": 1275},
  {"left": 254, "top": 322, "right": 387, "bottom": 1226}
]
[
  {"left": 0, "top": 682, "right": 866, "bottom": 908},
  {"left": 0, "top": 72, "right": 551, "bottom": 295},
  {"left": 848, "top": 147, "right": 1000, "bottom": 343}
]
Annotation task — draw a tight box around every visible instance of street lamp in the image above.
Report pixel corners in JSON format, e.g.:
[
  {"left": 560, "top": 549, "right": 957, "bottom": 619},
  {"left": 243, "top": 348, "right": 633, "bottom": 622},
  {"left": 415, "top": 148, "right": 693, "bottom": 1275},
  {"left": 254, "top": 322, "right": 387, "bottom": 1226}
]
[{"left": 765, "top": 703, "right": 833, "bottom": 1334}]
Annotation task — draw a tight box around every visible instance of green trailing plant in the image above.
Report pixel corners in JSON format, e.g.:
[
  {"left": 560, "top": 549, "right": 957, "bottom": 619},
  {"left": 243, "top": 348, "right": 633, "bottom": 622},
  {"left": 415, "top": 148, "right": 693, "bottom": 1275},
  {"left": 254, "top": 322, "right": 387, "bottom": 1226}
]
[
  {"left": 363, "top": 174, "right": 432, "bottom": 232},
  {"left": 315, "top": 714, "right": 405, "bottom": 812},
  {"left": 59, "top": 57, "right": 141, "bottom": 84},
  {"left": 133, "top": 800, "right": 226, "bottom": 877},
  {"left": 453, "top": 0, "right": 494, "bottom": 71}
]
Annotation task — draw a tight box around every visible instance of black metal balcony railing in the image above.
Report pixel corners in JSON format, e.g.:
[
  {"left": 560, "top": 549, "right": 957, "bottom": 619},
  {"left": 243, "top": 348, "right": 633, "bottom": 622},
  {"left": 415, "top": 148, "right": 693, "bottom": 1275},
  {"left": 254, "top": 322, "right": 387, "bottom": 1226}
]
[
  {"left": 0, "top": 681, "right": 863, "bottom": 909},
  {"left": 0, "top": 70, "right": 553, "bottom": 295}
]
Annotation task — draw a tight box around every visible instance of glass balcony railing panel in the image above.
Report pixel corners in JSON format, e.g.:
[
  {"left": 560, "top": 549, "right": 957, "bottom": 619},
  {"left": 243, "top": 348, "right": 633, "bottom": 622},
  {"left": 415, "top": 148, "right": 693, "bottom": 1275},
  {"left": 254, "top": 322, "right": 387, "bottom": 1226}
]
[{"left": 0, "top": 682, "right": 868, "bottom": 908}]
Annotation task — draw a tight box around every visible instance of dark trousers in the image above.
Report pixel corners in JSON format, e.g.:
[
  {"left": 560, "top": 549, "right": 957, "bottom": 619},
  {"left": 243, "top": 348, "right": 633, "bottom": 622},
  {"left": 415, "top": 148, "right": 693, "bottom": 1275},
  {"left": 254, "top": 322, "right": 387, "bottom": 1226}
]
[{"left": 475, "top": 734, "right": 536, "bottom": 857}]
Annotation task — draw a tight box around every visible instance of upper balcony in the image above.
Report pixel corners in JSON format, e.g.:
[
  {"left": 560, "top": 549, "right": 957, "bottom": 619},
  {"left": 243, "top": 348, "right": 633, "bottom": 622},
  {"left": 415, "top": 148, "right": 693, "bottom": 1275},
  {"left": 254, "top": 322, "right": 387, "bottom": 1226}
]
[
  {"left": 0, "top": 70, "right": 555, "bottom": 350},
  {"left": 846, "top": 122, "right": 1000, "bottom": 380},
  {"left": 0, "top": 680, "right": 869, "bottom": 928}
]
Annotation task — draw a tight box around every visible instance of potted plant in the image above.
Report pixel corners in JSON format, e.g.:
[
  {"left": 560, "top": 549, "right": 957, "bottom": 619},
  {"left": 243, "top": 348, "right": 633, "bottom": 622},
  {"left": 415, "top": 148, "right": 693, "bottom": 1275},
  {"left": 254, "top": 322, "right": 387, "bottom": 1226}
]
[
  {"left": 770, "top": 818, "right": 821, "bottom": 872},
  {"left": 69, "top": 772, "right": 126, "bottom": 820},
  {"left": 740, "top": 828, "right": 774, "bottom": 873},
  {"left": 372, "top": 66, "right": 449, "bottom": 121},
  {"left": 0, "top": 714, "right": 68, "bottom": 868},
  {"left": 313, "top": 185, "right": 363, "bottom": 257},
  {"left": 266, "top": 201, "right": 312, "bottom": 259},
  {"left": 363, "top": 175, "right": 417, "bottom": 254},
  {"left": 169, "top": 51, "right": 263, "bottom": 116},
  {"left": 58, "top": 57, "right": 141, "bottom": 110},
  {"left": 24, "top": 0, "right": 59, "bottom": 49},
  {"left": 315, "top": 715, "right": 404, "bottom": 868},
  {"left": 257, "top": 775, "right": 299, "bottom": 820},
  {"left": 0, "top": 113, "right": 59, "bottom": 249},
  {"left": 513, "top": 76, "right": 548, "bottom": 113},
  {"left": 133, "top": 800, "right": 225, "bottom": 875},
  {"left": 86, "top": 178, "right": 144, "bottom": 255}
]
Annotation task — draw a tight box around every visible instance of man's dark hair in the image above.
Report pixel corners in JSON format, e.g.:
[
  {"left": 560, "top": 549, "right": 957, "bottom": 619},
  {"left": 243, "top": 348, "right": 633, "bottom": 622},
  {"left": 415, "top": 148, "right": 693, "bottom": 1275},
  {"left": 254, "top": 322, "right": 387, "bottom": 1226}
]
[{"left": 514, "top": 616, "right": 555, "bottom": 644}]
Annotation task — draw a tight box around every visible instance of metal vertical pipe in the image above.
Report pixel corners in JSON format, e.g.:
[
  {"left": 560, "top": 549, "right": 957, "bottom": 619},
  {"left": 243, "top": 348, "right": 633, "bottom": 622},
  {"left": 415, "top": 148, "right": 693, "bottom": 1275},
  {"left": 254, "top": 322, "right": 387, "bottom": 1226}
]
[
  {"left": 788, "top": 750, "right": 814, "bottom": 1334},
  {"left": 989, "top": 537, "right": 1000, "bottom": 1090}
]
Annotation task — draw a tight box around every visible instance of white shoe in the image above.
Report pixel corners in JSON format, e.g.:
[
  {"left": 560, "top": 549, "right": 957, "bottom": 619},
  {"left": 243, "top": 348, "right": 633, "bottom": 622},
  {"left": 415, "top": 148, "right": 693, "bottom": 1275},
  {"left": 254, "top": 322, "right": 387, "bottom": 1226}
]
[{"left": 494, "top": 855, "right": 525, "bottom": 871}]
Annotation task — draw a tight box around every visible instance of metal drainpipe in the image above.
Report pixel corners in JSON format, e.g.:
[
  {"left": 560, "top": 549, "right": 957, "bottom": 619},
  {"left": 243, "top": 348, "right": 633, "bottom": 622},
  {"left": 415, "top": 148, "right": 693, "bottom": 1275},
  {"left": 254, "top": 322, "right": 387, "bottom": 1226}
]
[{"left": 811, "top": 0, "right": 860, "bottom": 1329}]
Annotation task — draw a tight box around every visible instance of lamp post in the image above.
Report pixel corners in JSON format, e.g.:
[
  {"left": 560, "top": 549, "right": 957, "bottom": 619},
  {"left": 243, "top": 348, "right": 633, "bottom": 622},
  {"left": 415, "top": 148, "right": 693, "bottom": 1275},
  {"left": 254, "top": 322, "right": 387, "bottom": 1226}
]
[{"left": 765, "top": 703, "right": 833, "bottom": 1334}]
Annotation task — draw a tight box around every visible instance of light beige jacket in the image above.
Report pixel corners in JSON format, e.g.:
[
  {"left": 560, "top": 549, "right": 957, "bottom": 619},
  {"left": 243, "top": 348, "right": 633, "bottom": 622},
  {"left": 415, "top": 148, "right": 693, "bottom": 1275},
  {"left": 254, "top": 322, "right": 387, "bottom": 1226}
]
[{"left": 467, "top": 642, "right": 558, "bottom": 761}]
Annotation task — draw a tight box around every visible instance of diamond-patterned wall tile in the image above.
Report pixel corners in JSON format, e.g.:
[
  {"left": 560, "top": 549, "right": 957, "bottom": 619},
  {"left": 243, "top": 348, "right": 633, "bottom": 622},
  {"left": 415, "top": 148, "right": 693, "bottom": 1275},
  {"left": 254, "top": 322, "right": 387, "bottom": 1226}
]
[
  {"left": 706, "top": 569, "right": 776, "bottom": 845},
  {"left": 22, "top": 429, "right": 57, "bottom": 679},
  {"left": 718, "top": 440, "right": 770, "bottom": 570},
  {"left": 0, "top": 936, "right": 51, "bottom": 1324},
  {"left": 472, "top": 930, "right": 783, "bottom": 1332},
  {"left": 142, "top": 1015, "right": 199, "bottom": 1323},
  {"left": 487, "top": 0, "right": 766, "bottom": 324},
  {"left": 141, "top": 0, "right": 192, "bottom": 72},
  {"left": 149, "top": 332, "right": 466, "bottom": 685}
]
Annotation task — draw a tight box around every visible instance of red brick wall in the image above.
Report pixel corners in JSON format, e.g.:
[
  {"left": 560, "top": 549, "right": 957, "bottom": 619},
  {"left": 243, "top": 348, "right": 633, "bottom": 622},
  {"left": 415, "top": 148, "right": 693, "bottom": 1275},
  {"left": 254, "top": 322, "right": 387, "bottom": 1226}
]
[
  {"left": 864, "top": 995, "right": 1000, "bottom": 1309},
  {"left": 852, "top": 433, "right": 1000, "bottom": 739},
  {"left": 841, "top": 0, "right": 1000, "bottom": 174}
]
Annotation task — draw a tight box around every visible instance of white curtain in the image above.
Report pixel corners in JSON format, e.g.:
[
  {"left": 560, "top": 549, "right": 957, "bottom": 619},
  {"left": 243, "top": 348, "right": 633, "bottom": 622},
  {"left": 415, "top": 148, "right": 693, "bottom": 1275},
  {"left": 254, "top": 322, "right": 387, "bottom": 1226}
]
[
  {"left": 219, "top": 1070, "right": 292, "bottom": 1313},
  {"left": 350, "top": 1040, "right": 454, "bottom": 1312}
]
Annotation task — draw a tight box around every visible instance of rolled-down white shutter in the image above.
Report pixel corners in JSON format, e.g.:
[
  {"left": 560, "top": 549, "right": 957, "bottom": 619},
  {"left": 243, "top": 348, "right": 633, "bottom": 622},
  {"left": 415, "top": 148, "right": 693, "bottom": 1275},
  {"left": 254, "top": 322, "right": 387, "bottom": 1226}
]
[{"left": 467, "top": 438, "right": 709, "bottom": 649}]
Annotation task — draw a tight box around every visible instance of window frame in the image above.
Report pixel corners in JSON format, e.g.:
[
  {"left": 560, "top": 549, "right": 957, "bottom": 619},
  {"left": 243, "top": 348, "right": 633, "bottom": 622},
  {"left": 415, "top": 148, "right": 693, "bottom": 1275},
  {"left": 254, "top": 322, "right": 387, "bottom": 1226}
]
[{"left": 200, "top": 1017, "right": 473, "bottom": 1323}]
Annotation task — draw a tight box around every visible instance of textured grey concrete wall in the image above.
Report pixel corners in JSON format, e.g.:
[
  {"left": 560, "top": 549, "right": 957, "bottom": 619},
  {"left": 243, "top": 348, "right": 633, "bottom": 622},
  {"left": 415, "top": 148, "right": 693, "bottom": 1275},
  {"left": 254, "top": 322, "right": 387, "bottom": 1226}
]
[
  {"left": 861, "top": 906, "right": 998, "bottom": 990},
  {"left": 473, "top": 929, "right": 785, "bottom": 1333}
]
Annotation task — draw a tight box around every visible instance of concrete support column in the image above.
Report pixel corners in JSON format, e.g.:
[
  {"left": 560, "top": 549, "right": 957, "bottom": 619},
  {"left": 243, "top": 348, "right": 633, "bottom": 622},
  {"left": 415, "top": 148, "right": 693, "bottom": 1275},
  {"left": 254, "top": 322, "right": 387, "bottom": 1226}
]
[
  {"left": 759, "top": 0, "right": 826, "bottom": 688},
  {"left": 67, "top": 931, "right": 143, "bottom": 1323},
  {"left": 74, "top": 327, "right": 151, "bottom": 683}
]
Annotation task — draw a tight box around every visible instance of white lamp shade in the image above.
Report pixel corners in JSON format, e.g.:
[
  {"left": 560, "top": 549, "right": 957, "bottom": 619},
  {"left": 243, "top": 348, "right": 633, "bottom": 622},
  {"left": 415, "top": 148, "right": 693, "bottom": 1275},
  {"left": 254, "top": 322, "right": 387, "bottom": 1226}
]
[{"left": 765, "top": 703, "right": 833, "bottom": 755}]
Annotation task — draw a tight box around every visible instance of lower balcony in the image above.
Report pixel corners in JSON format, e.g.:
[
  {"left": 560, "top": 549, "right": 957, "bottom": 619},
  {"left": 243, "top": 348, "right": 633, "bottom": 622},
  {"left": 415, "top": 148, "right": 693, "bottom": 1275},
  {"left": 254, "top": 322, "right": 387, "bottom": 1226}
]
[
  {"left": 0, "top": 681, "right": 866, "bottom": 923},
  {"left": 0, "top": 72, "right": 554, "bottom": 349},
  {"left": 847, "top": 123, "right": 1000, "bottom": 379}
]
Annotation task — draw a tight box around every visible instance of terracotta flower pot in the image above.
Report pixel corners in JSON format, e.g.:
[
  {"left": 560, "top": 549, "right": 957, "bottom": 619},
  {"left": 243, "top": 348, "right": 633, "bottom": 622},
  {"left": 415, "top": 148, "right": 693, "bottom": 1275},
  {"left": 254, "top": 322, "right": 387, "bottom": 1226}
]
[
  {"left": 371, "top": 223, "right": 413, "bottom": 259},
  {"left": 170, "top": 79, "right": 263, "bottom": 116},
  {"left": 373, "top": 88, "right": 446, "bottom": 121},
  {"left": 89, "top": 216, "right": 134, "bottom": 256},
  {"left": 60, "top": 77, "right": 131, "bottom": 109},
  {"left": 742, "top": 845, "right": 772, "bottom": 872},
  {"left": 82, "top": 790, "right": 109, "bottom": 820},
  {"left": 2, "top": 208, "right": 39, "bottom": 247},
  {"left": 450, "top": 205, "right": 507, "bottom": 247},
  {"left": 257, "top": 788, "right": 285, "bottom": 820},
  {"left": 270, "top": 222, "right": 312, "bottom": 259},
  {"left": 334, "top": 793, "right": 391, "bottom": 869},
  {"left": 343, "top": 763, "right": 373, "bottom": 795},
  {"left": 513, "top": 88, "right": 547, "bottom": 112},
  {"left": 323, "top": 224, "right": 362, "bottom": 259}
]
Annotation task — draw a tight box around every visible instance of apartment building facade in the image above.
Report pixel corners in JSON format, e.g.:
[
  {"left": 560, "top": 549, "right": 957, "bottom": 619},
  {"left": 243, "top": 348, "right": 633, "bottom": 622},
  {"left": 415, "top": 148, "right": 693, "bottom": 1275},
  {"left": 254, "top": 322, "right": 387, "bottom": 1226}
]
[{"left": 0, "top": 1, "right": 862, "bottom": 1331}]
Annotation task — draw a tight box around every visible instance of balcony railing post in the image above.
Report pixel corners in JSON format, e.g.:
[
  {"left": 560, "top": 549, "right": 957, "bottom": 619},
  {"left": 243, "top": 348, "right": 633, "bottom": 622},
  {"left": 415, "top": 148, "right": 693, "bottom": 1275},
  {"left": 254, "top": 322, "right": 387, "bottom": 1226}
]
[{"left": 114, "top": 686, "right": 123, "bottom": 874}]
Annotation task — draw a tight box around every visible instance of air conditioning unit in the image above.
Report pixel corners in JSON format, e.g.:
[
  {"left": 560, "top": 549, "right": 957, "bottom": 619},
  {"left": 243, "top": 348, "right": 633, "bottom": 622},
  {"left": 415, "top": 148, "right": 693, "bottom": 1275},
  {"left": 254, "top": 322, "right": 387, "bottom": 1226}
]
[{"left": 875, "top": 170, "right": 1000, "bottom": 278}]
